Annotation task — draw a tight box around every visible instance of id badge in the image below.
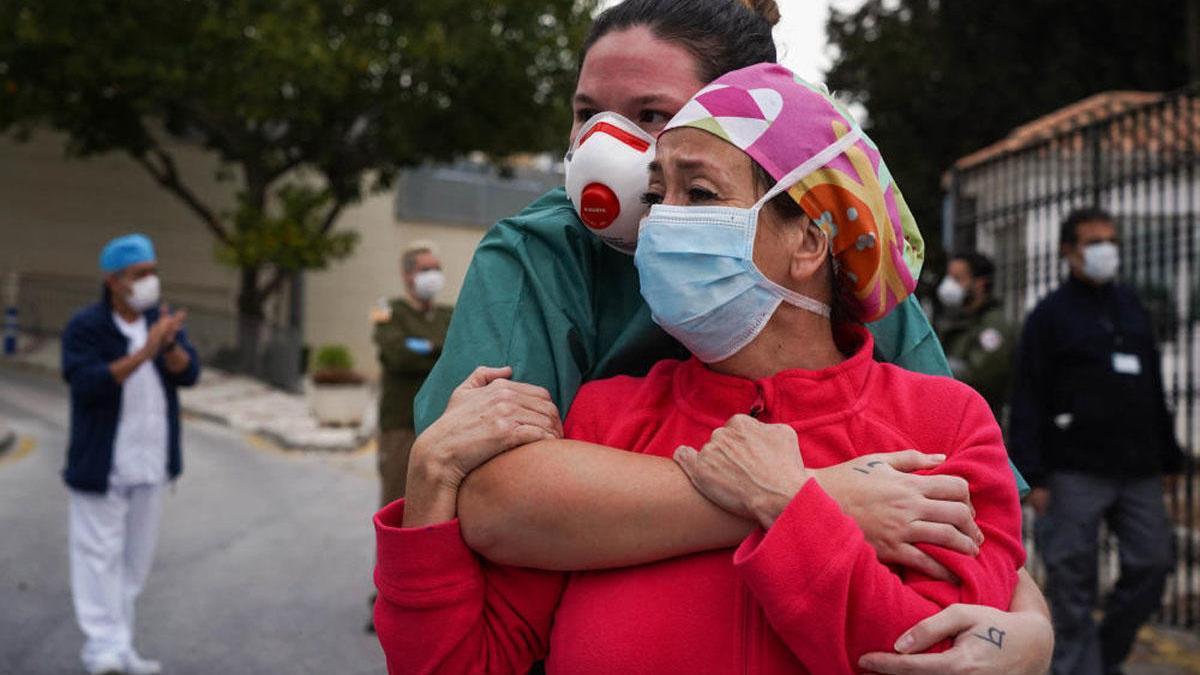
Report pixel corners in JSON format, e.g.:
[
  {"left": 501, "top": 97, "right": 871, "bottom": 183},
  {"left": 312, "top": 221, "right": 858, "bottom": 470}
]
[
  {"left": 1112, "top": 352, "right": 1142, "bottom": 376},
  {"left": 405, "top": 337, "right": 434, "bottom": 355}
]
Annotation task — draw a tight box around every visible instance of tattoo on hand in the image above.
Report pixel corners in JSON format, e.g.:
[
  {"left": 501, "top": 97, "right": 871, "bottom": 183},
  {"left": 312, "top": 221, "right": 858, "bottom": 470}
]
[
  {"left": 853, "top": 461, "right": 887, "bottom": 475},
  {"left": 973, "top": 626, "right": 1005, "bottom": 649}
]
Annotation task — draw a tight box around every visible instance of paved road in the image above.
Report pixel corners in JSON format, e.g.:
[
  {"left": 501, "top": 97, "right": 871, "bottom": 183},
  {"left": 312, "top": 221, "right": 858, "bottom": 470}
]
[{"left": 0, "top": 368, "right": 386, "bottom": 675}]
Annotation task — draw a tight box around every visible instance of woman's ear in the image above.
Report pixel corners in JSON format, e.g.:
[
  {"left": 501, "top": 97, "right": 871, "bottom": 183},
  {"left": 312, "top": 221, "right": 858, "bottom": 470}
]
[{"left": 788, "top": 215, "right": 830, "bottom": 285}]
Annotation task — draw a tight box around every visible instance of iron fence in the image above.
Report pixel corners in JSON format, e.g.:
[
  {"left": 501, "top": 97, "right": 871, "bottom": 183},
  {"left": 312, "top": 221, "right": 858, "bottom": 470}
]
[{"left": 945, "top": 86, "right": 1200, "bottom": 628}]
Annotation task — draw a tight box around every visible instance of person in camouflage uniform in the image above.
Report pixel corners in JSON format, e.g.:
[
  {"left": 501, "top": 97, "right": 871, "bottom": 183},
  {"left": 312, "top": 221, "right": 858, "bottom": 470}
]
[
  {"left": 372, "top": 242, "right": 453, "bottom": 507},
  {"left": 936, "top": 252, "right": 1015, "bottom": 423}
]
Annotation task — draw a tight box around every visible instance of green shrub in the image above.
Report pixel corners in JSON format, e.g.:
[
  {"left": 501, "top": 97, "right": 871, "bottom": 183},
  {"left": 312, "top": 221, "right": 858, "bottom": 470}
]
[{"left": 312, "top": 343, "right": 352, "bottom": 374}]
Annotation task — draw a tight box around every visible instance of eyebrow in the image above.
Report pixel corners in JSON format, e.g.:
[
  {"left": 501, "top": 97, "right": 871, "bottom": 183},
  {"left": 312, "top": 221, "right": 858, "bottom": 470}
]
[
  {"left": 573, "top": 92, "right": 599, "bottom": 107},
  {"left": 573, "top": 92, "right": 678, "bottom": 108},
  {"left": 651, "top": 156, "right": 708, "bottom": 172}
]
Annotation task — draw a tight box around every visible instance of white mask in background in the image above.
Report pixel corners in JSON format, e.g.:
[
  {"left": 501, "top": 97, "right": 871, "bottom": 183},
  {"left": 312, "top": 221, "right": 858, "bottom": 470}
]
[
  {"left": 127, "top": 274, "right": 160, "bottom": 312},
  {"left": 1081, "top": 241, "right": 1120, "bottom": 284},
  {"left": 563, "top": 112, "right": 656, "bottom": 254},
  {"left": 412, "top": 269, "right": 445, "bottom": 301},
  {"left": 936, "top": 277, "right": 967, "bottom": 308}
]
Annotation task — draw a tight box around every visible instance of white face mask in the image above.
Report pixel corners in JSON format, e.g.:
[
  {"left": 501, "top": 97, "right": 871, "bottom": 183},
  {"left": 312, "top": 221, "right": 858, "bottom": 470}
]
[
  {"left": 412, "top": 269, "right": 444, "bottom": 301},
  {"left": 126, "top": 274, "right": 160, "bottom": 312},
  {"left": 563, "top": 112, "right": 656, "bottom": 254},
  {"left": 1081, "top": 241, "right": 1119, "bottom": 283},
  {"left": 937, "top": 277, "right": 966, "bottom": 308}
]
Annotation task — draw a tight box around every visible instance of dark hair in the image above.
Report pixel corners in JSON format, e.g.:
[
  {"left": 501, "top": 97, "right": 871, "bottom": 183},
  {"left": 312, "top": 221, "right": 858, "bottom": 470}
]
[
  {"left": 582, "top": 0, "right": 779, "bottom": 84},
  {"left": 950, "top": 251, "right": 996, "bottom": 290},
  {"left": 1060, "top": 207, "right": 1116, "bottom": 248}
]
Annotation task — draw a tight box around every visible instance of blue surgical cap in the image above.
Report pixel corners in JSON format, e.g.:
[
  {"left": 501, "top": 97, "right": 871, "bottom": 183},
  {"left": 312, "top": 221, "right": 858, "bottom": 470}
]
[{"left": 99, "top": 234, "right": 156, "bottom": 273}]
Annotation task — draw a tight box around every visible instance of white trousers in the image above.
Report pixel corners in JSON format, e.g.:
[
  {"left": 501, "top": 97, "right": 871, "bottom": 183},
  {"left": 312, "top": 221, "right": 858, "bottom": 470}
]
[{"left": 69, "top": 483, "right": 165, "bottom": 670}]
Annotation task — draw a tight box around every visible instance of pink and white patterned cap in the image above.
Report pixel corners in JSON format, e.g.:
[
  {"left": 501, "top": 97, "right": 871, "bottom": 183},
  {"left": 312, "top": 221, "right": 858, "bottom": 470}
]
[{"left": 662, "top": 63, "right": 924, "bottom": 323}]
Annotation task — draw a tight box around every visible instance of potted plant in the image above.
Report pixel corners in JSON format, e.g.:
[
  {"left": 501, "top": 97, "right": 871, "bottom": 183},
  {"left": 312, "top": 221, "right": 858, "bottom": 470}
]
[{"left": 309, "top": 344, "right": 369, "bottom": 426}]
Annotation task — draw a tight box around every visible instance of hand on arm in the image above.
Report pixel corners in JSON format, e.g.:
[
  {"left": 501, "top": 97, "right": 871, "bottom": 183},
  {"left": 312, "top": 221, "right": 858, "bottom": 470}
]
[
  {"left": 673, "top": 414, "right": 809, "bottom": 528},
  {"left": 812, "top": 451, "right": 983, "bottom": 582},
  {"left": 403, "top": 366, "right": 561, "bottom": 528},
  {"left": 674, "top": 417, "right": 983, "bottom": 582},
  {"left": 858, "top": 568, "right": 1053, "bottom": 675}
]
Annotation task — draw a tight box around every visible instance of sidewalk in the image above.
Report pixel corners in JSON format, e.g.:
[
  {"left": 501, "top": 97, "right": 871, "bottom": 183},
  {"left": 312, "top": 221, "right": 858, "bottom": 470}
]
[{"left": 1, "top": 335, "right": 374, "bottom": 451}]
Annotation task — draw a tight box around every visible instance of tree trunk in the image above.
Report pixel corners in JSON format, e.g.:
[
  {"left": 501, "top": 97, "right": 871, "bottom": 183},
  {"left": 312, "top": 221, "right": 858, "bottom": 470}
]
[{"left": 235, "top": 265, "right": 263, "bottom": 375}]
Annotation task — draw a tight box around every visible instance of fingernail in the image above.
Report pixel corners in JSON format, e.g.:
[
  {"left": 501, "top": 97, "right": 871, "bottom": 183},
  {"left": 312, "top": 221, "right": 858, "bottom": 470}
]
[
  {"left": 931, "top": 454, "right": 946, "bottom": 462},
  {"left": 895, "top": 633, "right": 914, "bottom": 652}
]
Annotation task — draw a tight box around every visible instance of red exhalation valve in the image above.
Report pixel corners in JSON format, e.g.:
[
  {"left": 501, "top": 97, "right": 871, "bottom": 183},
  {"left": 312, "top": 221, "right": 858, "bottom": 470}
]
[{"left": 579, "top": 182, "right": 620, "bottom": 230}]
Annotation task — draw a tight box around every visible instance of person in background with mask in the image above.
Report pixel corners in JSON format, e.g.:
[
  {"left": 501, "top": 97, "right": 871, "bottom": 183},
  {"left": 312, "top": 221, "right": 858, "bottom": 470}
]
[
  {"left": 936, "top": 252, "right": 1014, "bottom": 422},
  {"left": 1009, "top": 207, "right": 1184, "bottom": 675},
  {"left": 372, "top": 241, "right": 452, "bottom": 508},
  {"left": 61, "top": 233, "right": 200, "bottom": 675}
]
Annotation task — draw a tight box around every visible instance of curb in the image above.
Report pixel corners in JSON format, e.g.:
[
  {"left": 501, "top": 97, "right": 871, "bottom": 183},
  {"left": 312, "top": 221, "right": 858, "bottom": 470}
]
[{"left": 0, "top": 423, "right": 14, "bottom": 456}]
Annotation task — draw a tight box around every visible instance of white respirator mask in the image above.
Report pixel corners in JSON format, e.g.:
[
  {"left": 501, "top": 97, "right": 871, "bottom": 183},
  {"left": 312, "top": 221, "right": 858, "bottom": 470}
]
[
  {"left": 127, "top": 274, "right": 160, "bottom": 312},
  {"left": 1082, "top": 241, "right": 1120, "bottom": 284},
  {"left": 412, "top": 269, "right": 445, "bottom": 301},
  {"left": 564, "top": 112, "right": 656, "bottom": 254},
  {"left": 937, "top": 277, "right": 966, "bottom": 308}
]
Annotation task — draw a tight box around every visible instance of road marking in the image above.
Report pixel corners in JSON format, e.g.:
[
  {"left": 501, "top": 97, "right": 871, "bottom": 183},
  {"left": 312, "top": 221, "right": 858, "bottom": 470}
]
[{"left": 0, "top": 436, "right": 37, "bottom": 465}]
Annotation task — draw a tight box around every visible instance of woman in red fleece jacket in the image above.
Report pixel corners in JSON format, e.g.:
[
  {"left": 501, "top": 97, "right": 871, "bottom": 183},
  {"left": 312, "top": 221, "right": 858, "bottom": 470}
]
[{"left": 374, "top": 63, "right": 1028, "bottom": 675}]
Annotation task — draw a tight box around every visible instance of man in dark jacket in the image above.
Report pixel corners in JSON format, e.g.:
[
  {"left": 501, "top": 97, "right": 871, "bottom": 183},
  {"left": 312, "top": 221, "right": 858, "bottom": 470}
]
[
  {"left": 1010, "top": 208, "right": 1184, "bottom": 675},
  {"left": 62, "top": 234, "right": 200, "bottom": 675}
]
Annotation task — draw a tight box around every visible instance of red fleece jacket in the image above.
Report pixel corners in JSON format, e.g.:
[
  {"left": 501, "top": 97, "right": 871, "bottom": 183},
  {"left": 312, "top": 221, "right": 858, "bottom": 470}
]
[{"left": 374, "top": 328, "right": 1025, "bottom": 674}]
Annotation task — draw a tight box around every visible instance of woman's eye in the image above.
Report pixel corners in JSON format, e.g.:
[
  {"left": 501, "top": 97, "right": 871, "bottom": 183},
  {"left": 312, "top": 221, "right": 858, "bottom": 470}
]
[
  {"left": 640, "top": 192, "right": 663, "bottom": 206},
  {"left": 575, "top": 108, "right": 598, "bottom": 123},
  {"left": 688, "top": 187, "right": 717, "bottom": 202},
  {"left": 638, "top": 110, "right": 671, "bottom": 125}
]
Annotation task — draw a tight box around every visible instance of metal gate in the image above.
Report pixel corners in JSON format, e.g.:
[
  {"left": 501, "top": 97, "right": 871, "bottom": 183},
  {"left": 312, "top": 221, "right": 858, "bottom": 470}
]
[{"left": 944, "top": 87, "right": 1200, "bottom": 628}]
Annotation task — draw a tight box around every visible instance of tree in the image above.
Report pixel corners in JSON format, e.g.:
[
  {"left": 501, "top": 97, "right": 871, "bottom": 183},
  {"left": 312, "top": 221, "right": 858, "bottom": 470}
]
[
  {"left": 0, "top": 0, "right": 594, "bottom": 366},
  {"left": 825, "top": 0, "right": 1193, "bottom": 258}
]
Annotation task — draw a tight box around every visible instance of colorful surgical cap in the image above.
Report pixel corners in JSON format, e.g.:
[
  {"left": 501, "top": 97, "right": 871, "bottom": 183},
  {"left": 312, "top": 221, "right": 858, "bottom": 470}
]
[
  {"left": 99, "top": 233, "right": 156, "bottom": 273},
  {"left": 662, "top": 63, "right": 924, "bottom": 323}
]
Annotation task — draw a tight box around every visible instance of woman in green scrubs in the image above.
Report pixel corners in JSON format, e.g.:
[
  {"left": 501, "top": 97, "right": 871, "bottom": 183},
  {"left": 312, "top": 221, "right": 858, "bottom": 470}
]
[{"left": 404, "top": 1, "right": 1049, "bottom": 672}]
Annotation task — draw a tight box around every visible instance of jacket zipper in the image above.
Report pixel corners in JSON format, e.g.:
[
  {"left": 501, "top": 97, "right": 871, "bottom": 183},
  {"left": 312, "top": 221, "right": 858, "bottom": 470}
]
[
  {"left": 741, "top": 584, "right": 754, "bottom": 674},
  {"left": 749, "top": 382, "right": 766, "bottom": 419}
]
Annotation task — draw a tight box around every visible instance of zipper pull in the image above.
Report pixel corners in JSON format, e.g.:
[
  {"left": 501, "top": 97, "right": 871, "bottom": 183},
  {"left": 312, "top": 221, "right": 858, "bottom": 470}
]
[{"left": 749, "top": 383, "right": 765, "bottom": 418}]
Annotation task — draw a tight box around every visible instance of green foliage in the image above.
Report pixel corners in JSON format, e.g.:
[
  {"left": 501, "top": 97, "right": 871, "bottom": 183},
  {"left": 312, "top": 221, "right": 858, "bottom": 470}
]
[
  {"left": 218, "top": 184, "right": 359, "bottom": 272},
  {"left": 312, "top": 343, "right": 354, "bottom": 372},
  {"left": 0, "top": 0, "right": 595, "bottom": 317},
  {"left": 825, "top": 0, "right": 1193, "bottom": 257}
]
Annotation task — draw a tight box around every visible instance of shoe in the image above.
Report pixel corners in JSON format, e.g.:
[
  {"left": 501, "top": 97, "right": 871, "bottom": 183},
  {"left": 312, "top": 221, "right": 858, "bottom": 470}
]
[
  {"left": 123, "top": 652, "right": 162, "bottom": 675},
  {"left": 85, "top": 653, "right": 126, "bottom": 675}
]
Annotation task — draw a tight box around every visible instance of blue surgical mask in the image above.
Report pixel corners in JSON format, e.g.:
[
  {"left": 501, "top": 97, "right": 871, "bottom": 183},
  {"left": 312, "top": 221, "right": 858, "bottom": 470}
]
[
  {"left": 634, "top": 126, "right": 861, "bottom": 363},
  {"left": 634, "top": 198, "right": 832, "bottom": 364}
]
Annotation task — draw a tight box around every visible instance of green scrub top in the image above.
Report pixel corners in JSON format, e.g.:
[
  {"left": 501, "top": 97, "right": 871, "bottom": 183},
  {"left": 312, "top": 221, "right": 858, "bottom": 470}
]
[{"left": 414, "top": 188, "right": 1028, "bottom": 495}]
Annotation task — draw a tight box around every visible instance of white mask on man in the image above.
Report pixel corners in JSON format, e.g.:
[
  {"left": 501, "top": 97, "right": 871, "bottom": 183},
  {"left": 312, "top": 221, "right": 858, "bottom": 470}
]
[
  {"left": 937, "top": 277, "right": 967, "bottom": 308},
  {"left": 1081, "top": 241, "right": 1119, "bottom": 283},
  {"left": 127, "top": 274, "right": 160, "bottom": 312},
  {"left": 412, "top": 269, "right": 444, "bottom": 301}
]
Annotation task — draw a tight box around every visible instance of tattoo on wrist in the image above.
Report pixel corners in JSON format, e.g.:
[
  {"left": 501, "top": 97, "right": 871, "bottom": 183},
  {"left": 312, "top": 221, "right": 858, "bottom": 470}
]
[
  {"left": 973, "top": 626, "right": 1005, "bottom": 649},
  {"left": 853, "top": 460, "right": 886, "bottom": 475}
]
